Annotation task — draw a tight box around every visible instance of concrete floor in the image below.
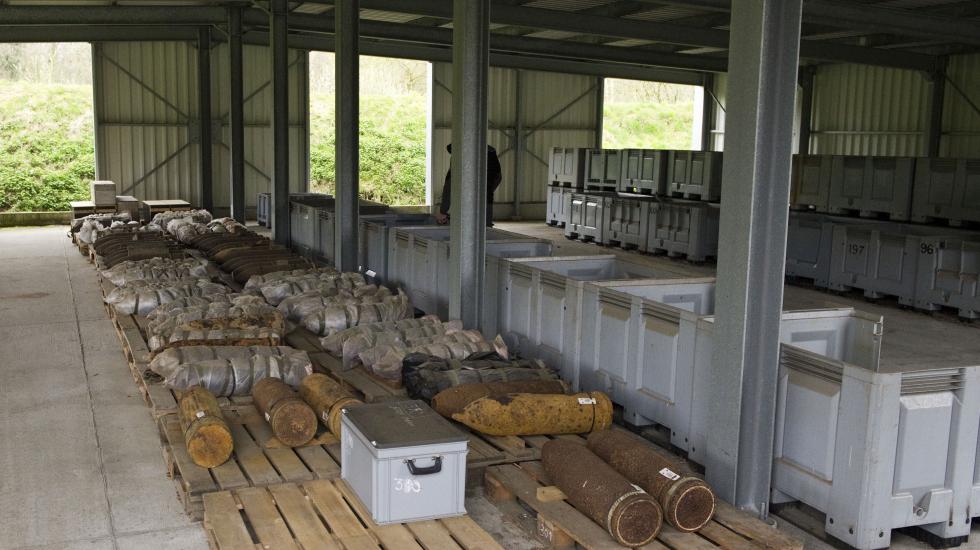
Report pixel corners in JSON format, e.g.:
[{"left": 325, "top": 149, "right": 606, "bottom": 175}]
[
  {"left": 0, "top": 226, "right": 207, "bottom": 550},
  {"left": 2, "top": 223, "right": 979, "bottom": 550}
]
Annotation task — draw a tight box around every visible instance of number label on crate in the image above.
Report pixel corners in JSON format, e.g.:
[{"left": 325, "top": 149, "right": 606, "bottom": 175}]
[
  {"left": 847, "top": 244, "right": 866, "bottom": 255},
  {"left": 394, "top": 477, "right": 422, "bottom": 494},
  {"left": 920, "top": 243, "right": 935, "bottom": 255}
]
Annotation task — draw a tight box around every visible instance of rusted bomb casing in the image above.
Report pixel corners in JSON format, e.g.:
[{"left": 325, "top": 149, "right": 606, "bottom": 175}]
[
  {"left": 451, "top": 391, "right": 612, "bottom": 436},
  {"left": 587, "top": 429, "right": 715, "bottom": 533},
  {"left": 253, "top": 377, "right": 317, "bottom": 446},
  {"left": 542, "top": 439, "right": 663, "bottom": 546},
  {"left": 177, "top": 386, "right": 233, "bottom": 468},
  {"left": 298, "top": 373, "right": 363, "bottom": 437},
  {"left": 431, "top": 379, "right": 568, "bottom": 418}
]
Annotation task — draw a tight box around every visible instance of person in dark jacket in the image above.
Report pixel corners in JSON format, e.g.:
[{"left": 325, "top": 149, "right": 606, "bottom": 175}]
[{"left": 436, "top": 143, "right": 503, "bottom": 227}]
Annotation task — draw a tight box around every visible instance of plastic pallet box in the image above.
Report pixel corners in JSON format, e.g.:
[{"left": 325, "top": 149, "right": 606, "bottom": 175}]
[
  {"left": 828, "top": 156, "right": 914, "bottom": 221},
  {"left": 666, "top": 151, "right": 723, "bottom": 201},
  {"left": 602, "top": 194, "right": 651, "bottom": 250},
  {"left": 314, "top": 200, "right": 389, "bottom": 264},
  {"left": 790, "top": 154, "right": 833, "bottom": 211},
  {"left": 547, "top": 147, "right": 588, "bottom": 188},
  {"left": 584, "top": 149, "right": 623, "bottom": 191},
  {"left": 914, "top": 236, "right": 980, "bottom": 319},
  {"left": 256, "top": 192, "right": 271, "bottom": 227},
  {"left": 115, "top": 195, "right": 140, "bottom": 220},
  {"left": 646, "top": 198, "right": 719, "bottom": 262},
  {"left": 288, "top": 194, "right": 333, "bottom": 258},
  {"left": 911, "top": 158, "right": 980, "bottom": 226},
  {"left": 90, "top": 180, "right": 117, "bottom": 207},
  {"left": 619, "top": 149, "right": 667, "bottom": 195},
  {"left": 772, "top": 345, "right": 980, "bottom": 549},
  {"left": 359, "top": 213, "right": 435, "bottom": 283},
  {"left": 564, "top": 192, "right": 611, "bottom": 243},
  {"left": 545, "top": 186, "right": 574, "bottom": 227},
  {"left": 494, "top": 255, "right": 687, "bottom": 371},
  {"left": 341, "top": 400, "right": 468, "bottom": 525}
]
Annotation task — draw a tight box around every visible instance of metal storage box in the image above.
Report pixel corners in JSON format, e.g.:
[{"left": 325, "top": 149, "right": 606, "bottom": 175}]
[
  {"left": 828, "top": 156, "right": 914, "bottom": 221},
  {"left": 564, "top": 192, "right": 610, "bottom": 242},
  {"left": 667, "top": 150, "right": 723, "bottom": 201},
  {"left": 911, "top": 158, "right": 980, "bottom": 226},
  {"left": 790, "top": 154, "right": 833, "bottom": 211},
  {"left": 256, "top": 192, "right": 271, "bottom": 226},
  {"left": 548, "top": 147, "right": 587, "bottom": 188},
  {"left": 495, "top": 255, "right": 686, "bottom": 370},
  {"left": 602, "top": 195, "right": 651, "bottom": 250},
  {"left": 341, "top": 400, "right": 468, "bottom": 525},
  {"left": 584, "top": 149, "right": 622, "bottom": 191},
  {"left": 619, "top": 149, "right": 667, "bottom": 195},
  {"left": 914, "top": 236, "right": 980, "bottom": 319},
  {"left": 115, "top": 195, "right": 139, "bottom": 219},
  {"left": 771, "top": 346, "right": 980, "bottom": 549},
  {"left": 359, "top": 213, "right": 435, "bottom": 282},
  {"left": 90, "top": 180, "right": 117, "bottom": 207},
  {"left": 546, "top": 186, "right": 573, "bottom": 227},
  {"left": 646, "top": 198, "right": 719, "bottom": 262}
]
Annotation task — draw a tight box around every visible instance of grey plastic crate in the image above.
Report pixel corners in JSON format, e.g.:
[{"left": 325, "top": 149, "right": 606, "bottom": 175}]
[
  {"left": 666, "top": 150, "right": 723, "bottom": 201},
  {"left": 564, "top": 192, "right": 610, "bottom": 243},
  {"left": 584, "top": 149, "right": 623, "bottom": 191},
  {"left": 790, "top": 154, "right": 833, "bottom": 211},
  {"left": 828, "top": 156, "right": 914, "bottom": 221},
  {"left": 785, "top": 211, "right": 834, "bottom": 286},
  {"left": 772, "top": 345, "right": 980, "bottom": 549},
  {"left": 311, "top": 200, "right": 390, "bottom": 264},
  {"left": 289, "top": 194, "right": 333, "bottom": 258},
  {"left": 495, "top": 255, "right": 687, "bottom": 370},
  {"left": 602, "top": 195, "right": 651, "bottom": 250},
  {"left": 618, "top": 149, "right": 667, "bottom": 195},
  {"left": 645, "top": 198, "right": 719, "bottom": 262},
  {"left": 545, "top": 186, "right": 573, "bottom": 227},
  {"left": 547, "top": 147, "right": 587, "bottom": 188},
  {"left": 914, "top": 236, "right": 980, "bottom": 319},
  {"left": 359, "top": 213, "right": 435, "bottom": 283},
  {"left": 256, "top": 192, "right": 271, "bottom": 227},
  {"left": 911, "top": 158, "right": 980, "bottom": 226}
]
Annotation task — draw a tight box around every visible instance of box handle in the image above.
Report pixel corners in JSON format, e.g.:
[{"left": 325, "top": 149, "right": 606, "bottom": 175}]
[{"left": 405, "top": 456, "right": 442, "bottom": 476}]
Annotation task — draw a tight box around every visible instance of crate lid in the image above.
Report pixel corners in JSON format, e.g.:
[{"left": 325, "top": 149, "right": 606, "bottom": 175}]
[{"left": 344, "top": 400, "right": 467, "bottom": 449}]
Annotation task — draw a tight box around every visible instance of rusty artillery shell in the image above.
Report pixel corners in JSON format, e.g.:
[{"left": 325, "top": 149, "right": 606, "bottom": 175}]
[
  {"left": 451, "top": 391, "right": 612, "bottom": 436},
  {"left": 586, "top": 429, "right": 716, "bottom": 533},
  {"left": 298, "top": 373, "right": 363, "bottom": 437},
  {"left": 177, "top": 386, "right": 233, "bottom": 468},
  {"left": 431, "top": 379, "right": 569, "bottom": 418},
  {"left": 253, "top": 377, "right": 317, "bottom": 446},
  {"left": 542, "top": 439, "right": 663, "bottom": 546}
]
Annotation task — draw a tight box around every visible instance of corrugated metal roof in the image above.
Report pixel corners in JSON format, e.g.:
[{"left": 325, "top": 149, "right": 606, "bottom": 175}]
[
  {"left": 360, "top": 9, "right": 423, "bottom": 24},
  {"left": 522, "top": 0, "right": 619, "bottom": 11},
  {"left": 624, "top": 6, "right": 713, "bottom": 22}
]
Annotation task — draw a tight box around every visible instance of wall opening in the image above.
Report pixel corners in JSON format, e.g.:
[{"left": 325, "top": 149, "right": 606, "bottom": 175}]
[
  {"left": 602, "top": 78, "right": 698, "bottom": 150},
  {"left": 308, "top": 52, "right": 428, "bottom": 206},
  {"left": 0, "top": 43, "right": 94, "bottom": 212}
]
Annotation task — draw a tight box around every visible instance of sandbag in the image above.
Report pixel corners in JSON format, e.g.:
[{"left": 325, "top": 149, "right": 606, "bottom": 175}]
[
  {"left": 401, "top": 352, "right": 560, "bottom": 402},
  {"left": 104, "top": 278, "right": 232, "bottom": 316},
  {"left": 150, "top": 345, "right": 313, "bottom": 396}
]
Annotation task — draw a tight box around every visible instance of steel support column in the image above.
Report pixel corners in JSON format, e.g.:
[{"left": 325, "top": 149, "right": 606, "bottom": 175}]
[
  {"left": 229, "top": 8, "right": 246, "bottom": 223},
  {"left": 706, "top": 0, "right": 802, "bottom": 517},
  {"left": 927, "top": 58, "right": 948, "bottom": 157},
  {"left": 700, "top": 73, "right": 715, "bottom": 151},
  {"left": 798, "top": 66, "right": 815, "bottom": 155},
  {"left": 512, "top": 69, "right": 525, "bottom": 220},
  {"left": 198, "top": 26, "right": 214, "bottom": 212},
  {"left": 594, "top": 77, "right": 604, "bottom": 148},
  {"left": 335, "top": 0, "right": 360, "bottom": 271},
  {"left": 449, "top": 0, "right": 490, "bottom": 328},
  {"left": 271, "top": 0, "right": 290, "bottom": 242}
]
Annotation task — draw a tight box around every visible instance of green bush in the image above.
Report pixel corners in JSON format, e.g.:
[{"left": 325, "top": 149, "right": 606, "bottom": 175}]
[
  {"left": 0, "top": 80, "right": 94, "bottom": 211},
  {"left": 603, "top": 101, "right": 695, "bottom": 150},
  {"left": 309, "top": 94, "right": 427, "bottom": 205}
]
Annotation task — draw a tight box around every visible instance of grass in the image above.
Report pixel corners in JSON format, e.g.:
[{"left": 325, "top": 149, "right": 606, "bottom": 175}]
[
  {"left": 0, "top": 80, "right": 95, "bottom": 211},
  {"left": 603, "top": 102, "right": 695, "bottom": 150}
]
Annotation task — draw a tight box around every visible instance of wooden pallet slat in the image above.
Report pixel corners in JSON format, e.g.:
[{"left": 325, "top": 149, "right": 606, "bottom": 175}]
[{"left": 201, "top": 492, "right": 254, "bottom": 550}]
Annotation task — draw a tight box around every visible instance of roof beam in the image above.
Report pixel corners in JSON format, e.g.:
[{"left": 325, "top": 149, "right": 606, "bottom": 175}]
[{"left": 0, "top": 6, "right": 227, "bottom": 25}]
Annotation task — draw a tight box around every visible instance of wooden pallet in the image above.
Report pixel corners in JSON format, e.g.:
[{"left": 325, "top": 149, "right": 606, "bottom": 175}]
[
  {"left": 485, "top": 444, "right": 803, "bottom": 550},
  {"left": 203, "top": 479, "right": 503, "bottom": 550},
  {"left": 159, "top": 406, "right": 342, "bottom": 521}
]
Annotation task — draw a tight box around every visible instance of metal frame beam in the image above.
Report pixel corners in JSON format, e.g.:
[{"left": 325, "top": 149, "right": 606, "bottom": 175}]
[
  {"left": 229, "top": 7, "right": 247, "bottom": 223},
  {"left": 334, "top": 0, "right": 360, "bottom": 272},
  {"left": 198, "top": 26, "right": 214, "bottom": 212},
  {"left": 700, "top": 72, "right": 715, "bottom": 151},
  {"left": 798, "top": 66, "right": 815, "bottom": 154},
  {"left": 449, "top": 0, "right": 490, "bottom": 328},
  {"left": 927, "top": 58, "right": 948, "bottom": 157},
  {"left": 707, "top": 0, "right": 802, "bottom": 517},
  {"left": 271, "top": 0, "right": 290, "bottom": 242}
]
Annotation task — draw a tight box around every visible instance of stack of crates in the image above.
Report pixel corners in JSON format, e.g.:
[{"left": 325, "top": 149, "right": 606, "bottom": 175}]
[{"left": 546, "top": 147, "right": 587, "bottom": 227}]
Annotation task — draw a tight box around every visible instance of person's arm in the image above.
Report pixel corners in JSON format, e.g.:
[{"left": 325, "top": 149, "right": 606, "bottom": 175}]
[{"left": 436, "top": 169, "right": 452, "bottom": 224}]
